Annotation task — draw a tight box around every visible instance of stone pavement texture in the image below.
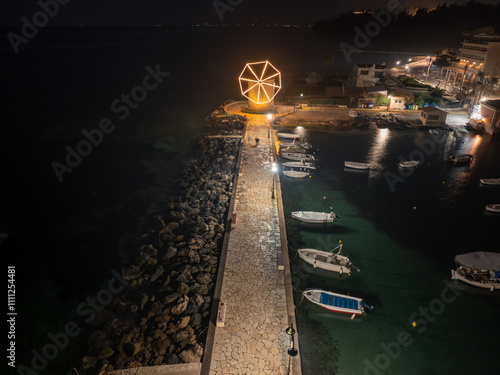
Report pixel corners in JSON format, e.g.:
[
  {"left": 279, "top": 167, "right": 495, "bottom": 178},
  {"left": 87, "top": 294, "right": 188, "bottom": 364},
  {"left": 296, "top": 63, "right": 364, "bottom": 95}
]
[{"left": 209, "top": 116, "right": 291, "bottom": 375}]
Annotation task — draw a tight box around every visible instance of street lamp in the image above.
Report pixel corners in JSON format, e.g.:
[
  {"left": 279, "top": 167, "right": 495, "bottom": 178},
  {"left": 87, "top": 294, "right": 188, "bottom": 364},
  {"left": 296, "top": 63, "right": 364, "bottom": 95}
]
[
  {"left": 271, "top": 162, "right": 277, "bottom": 199},
  {"left": 285, "top": 326, "right": 298, "bottom": 357},
  {"left": 267, "top": 113, "right": 273, "bottom": 138},
  {"left": 300, "top": 93, "right": 303, "bottom": 109}
]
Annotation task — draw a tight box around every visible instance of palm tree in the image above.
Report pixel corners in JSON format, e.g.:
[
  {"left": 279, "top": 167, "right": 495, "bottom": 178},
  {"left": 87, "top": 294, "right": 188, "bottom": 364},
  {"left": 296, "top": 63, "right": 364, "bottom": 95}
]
[{"left": 321, "top": 51, "right": 334, "bottom": 78}]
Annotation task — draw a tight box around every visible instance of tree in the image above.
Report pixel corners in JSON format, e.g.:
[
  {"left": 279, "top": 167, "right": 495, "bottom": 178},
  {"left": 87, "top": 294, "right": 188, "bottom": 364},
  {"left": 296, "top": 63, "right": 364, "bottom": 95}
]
[{"left": 321, "top": 51, "right": 334, "bottom": 77}]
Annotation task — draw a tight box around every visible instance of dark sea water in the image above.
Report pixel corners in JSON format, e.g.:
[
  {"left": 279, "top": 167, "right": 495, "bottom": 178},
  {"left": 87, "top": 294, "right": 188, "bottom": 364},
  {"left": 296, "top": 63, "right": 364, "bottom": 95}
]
[
  {"left": 279, "top": 127, "right": 500, "bottom": 374},
  {"left": 1, "top": 27, "right": 498, "bottom": 374}
]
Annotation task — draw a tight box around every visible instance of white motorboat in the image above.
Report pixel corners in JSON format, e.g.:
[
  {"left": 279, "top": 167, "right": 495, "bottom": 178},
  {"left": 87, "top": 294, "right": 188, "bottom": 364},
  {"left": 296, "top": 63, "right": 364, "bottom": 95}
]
[
  {"left": 485, "top": 204, "right": 500, "bottom": 213},
  {"left": 283, "top": 170, "right": 309, "bottom": 178},
  {"left": 344, "top": 161, "right": 370, "bottom": 170},
  {"left": 291, "top": 209, "right": 338, "bottom": 224},
  {"left": 451, "top": 251, "right": 500, "bottom": 291},
  {"left": 278, "top": 133, "right": 301, "bottom": 140},
  {"left": 281, "top": 152, "right": 316, "bottom": 162},
  {"left": 282, "top": 161, "right": 316, "bottom": 171},
  {"left": 279, "top": 139, "right": 312, "bottom": 149},
  {"left": 398, "top": 160, "right": 419, "bottom": 168},
  {"left": 449, "top": 154, "right": 473, "bottom": 163},
  {"left": 281, "top": 145, "right": 306, "bottom": 154},
  {"left": 298, "top": 243, "right": 358, "bottom": 275},
  {"left": 303, "top": 289, "right": 373, "bottom": 317},
  {"left": 349, "top": 110, "right": 360, "bottom": 118},
  {"left": 480, "top": 178, "right": 500, "bottom": 186}
]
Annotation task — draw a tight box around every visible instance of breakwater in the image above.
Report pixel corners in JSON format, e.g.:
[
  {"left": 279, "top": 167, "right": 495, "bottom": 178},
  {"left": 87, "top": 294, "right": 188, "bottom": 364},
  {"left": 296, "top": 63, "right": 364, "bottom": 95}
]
[{"left": 76, "top": 115, "right": 245, "bottom": 373}]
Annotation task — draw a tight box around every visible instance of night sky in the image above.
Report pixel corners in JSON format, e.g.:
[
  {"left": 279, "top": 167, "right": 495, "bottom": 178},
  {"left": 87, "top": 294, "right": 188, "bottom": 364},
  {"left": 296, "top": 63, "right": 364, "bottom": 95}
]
[{"left": 2, "top": 0, "right": 499, "bottom": 27}]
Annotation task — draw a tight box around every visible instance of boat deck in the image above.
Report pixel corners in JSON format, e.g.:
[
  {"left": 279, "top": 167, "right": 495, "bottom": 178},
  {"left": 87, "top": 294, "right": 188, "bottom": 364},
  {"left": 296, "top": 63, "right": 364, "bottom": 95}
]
[{"left": 320, "top": 292, "right": 359, "bottom": 310}]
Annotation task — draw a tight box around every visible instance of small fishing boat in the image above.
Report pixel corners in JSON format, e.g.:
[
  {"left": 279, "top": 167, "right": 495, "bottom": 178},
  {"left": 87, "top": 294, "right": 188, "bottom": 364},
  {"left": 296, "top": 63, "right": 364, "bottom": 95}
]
[
  {"left": 278, "top": 133, "right": 301, "bottom": 140},
  {"left": 291, "top": 209, "right": 338, "bottom": 224},
  {"left": 449, "top": 154, "right": 473, "bottom": 163},
  {"left": 281, "top": 145, "right": 306, "bottom": 154},
  {"left": 451, "top": 251, "right": 500, "bottom": 291},
  {"left": 480, "top": 178, "right": 500, "bottom": 186},
  {"left": 398, "top": 160, "right": 419, "bottom": 168},
  {"left": 282, "top": 161, "right": 316, "bottom": 171},
  {"left": 349, "top": 110, "right": 361, "bottom": 118},
  {"left": 283, "top": 170, "right": 309, "bottom": 178},
  {"left": 485, "top": 204, "right": 500, "bottom": 213},
  {"left": 344, "top": 161, "right": 370, "bottom": 170},
  {"left": 298, "top": 243, "right": 358, "bottom": 274},
  {"left": 303, "top": 289, "right": 373, "bottom": 317},
  {"left": 281, "top": 152, "right": 316, "bottom": 162}
]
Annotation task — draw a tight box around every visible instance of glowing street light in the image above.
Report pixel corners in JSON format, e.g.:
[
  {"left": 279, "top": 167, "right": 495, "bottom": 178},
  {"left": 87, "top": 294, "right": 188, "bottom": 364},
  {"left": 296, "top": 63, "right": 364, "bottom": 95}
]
[
  {"left": 271, "top": 162, "right": 278, "bottom": 199},
  {"left": 396, "top": 61, "right": 400, "bottom": 65}
]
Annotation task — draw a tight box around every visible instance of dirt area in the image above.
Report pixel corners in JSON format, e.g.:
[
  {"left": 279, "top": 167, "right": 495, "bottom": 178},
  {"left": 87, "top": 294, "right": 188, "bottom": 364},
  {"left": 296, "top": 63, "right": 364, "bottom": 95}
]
[
  {"left": 278, "top": 108, "right": 469, "bottom": 128},
  {"left": 280, "top": 108, "right": 421, "bottom": 124}
]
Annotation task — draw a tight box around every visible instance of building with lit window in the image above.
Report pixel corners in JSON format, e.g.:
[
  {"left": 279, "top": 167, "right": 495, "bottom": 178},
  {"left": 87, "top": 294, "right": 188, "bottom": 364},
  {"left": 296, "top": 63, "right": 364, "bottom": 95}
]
[
  {"left": 420, "top": 106, "right": 448, "bottom": 127},
  {"left": 442, "top": 34, "right": 500, "bottom": 85}
]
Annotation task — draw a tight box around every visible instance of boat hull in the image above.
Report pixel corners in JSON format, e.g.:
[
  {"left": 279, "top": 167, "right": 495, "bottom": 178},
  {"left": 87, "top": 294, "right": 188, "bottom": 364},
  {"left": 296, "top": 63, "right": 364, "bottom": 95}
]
[
  {"left": 278, "top": 133, "right": 301, "bottom": 140},
  {"left": 486, "top": 204, "right": 500, "bottom": 213},
  {"left": 291, "top": 211, "right": 335, "bottom": 223},
  {"left": 344, "top": 161, "right": 370, "bottom": 170},
  {"left": 283, "top": 170, "right": 309, "bottom": 178},
  {"left": 281, "top": 153, "right": 316, "bottom": 162},
  {"left": 451, "top": 269, "right": 500, "bottom": 290},
  {"left": 282, "top": 161, "right": 316, "bottom": 170},
  {"left": 480, "top": 179, "right": 500, "bottom": 186},
  {"left": 298, "top": 249, "right": 351, "bottom": 274},
  {"left": 449, "top": 154, "right": 473, "bottom": 163},
  {"left": 398, "top": 161, "right": 419, "bottom": 168}
]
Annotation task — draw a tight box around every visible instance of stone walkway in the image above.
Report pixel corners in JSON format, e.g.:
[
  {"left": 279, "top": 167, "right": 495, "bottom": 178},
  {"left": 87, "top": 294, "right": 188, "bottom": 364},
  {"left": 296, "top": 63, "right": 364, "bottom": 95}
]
[{"left": 209, "top": 117, "right": 291, "bottom": 374}]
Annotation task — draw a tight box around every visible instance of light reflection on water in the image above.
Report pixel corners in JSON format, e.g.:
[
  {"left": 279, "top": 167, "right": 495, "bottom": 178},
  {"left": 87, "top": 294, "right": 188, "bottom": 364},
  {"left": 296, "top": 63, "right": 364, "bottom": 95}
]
[{"left": 366, "top": 128, "right": 391, "bottom": 180}]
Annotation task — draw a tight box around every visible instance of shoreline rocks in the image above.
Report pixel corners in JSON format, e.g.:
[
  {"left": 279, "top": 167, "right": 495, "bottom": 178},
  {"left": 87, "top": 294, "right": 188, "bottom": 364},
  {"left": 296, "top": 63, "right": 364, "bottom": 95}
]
[{"left": 77, "top": 113, "right": 245, "bottom": 373}]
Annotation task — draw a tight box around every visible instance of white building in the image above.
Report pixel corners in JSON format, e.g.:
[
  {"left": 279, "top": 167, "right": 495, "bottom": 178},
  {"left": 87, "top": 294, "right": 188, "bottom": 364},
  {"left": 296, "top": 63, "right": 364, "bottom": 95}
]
[
  {"left": 420, "top": 106, "right": 448, "bottom": 127},
  {"left": 442, "top": 33, "right": 500, "bottom": 85},
  {"left": 353, "top": 64, "right": 387, "bottom": 87},
  {"left": 388, "top": 96, "right": 405, "bottom": 110}
]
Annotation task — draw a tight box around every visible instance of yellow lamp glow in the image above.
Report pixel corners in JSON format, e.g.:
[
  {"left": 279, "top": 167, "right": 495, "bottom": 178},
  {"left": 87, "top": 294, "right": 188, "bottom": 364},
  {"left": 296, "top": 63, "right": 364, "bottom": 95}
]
[{"left": 239, "top": 61, "right": 282, "bottom": 105}]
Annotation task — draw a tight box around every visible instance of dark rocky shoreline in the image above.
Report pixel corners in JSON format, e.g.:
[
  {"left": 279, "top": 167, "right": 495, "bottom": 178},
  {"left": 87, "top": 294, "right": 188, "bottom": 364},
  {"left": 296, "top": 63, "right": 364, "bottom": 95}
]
[{"left": 77, "top": 114, "right": 246, "bottom": 374}]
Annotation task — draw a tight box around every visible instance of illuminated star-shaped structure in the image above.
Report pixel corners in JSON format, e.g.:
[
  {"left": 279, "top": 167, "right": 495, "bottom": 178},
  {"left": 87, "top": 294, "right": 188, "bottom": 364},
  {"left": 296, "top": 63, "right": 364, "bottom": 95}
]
[{"left": 239, "top": 61, "right": 281, "bottom": 110}]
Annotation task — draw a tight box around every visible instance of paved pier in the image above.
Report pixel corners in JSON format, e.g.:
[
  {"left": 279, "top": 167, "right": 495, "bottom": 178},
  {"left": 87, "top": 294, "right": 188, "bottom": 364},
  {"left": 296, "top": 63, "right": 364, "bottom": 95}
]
[{"left": 207, "top": 114, "right": 300, "bottom": 375}]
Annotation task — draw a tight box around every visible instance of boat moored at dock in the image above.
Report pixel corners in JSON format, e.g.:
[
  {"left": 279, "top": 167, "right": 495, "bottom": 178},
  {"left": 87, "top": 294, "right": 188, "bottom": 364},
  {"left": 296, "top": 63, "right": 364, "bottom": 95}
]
[
  {"left": 451, "top": 251, "right": 500, "bottom": 291},
  {"left": 303, "top": 289, "right": 373, "bottom": 317},
  {"left": 449, "top": 154, "right": 473, "bottom": 163},
  {"left": 344, "top": 161, "right": 370, "bottom": 170},
  {"left": 480, "top": 178, "right": 500, "bottom": 186},
  {"left": 291, "top": 209, "right": 339, "bottom": 223},
  {"left": 298, "top": 243, "right": 357, "bottom": 274}
]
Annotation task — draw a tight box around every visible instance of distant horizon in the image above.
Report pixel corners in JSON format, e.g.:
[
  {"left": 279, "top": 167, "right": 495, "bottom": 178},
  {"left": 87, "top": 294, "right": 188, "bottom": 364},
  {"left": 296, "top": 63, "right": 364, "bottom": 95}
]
[{"left": 1, "top": 0, "right": 498, "bottom": 28}]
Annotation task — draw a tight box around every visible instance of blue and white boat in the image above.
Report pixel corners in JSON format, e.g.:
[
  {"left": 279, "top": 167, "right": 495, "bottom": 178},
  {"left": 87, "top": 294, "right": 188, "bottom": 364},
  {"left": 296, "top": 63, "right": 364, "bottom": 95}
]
[{"left": 303, "top": 288, "right": 373, "bottom": 317}]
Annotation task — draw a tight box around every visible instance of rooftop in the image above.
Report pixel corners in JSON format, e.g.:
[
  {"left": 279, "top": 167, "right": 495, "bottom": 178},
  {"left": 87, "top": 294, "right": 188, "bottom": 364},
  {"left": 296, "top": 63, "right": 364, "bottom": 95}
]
[{"left": 421, "top": 105, "right": 448, "bottom": 114}]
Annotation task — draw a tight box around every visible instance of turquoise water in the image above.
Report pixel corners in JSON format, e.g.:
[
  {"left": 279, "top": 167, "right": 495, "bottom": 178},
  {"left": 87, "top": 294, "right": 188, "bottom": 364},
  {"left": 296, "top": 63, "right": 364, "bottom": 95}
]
[{"left": 280, "top": 127, "right": 500, "bottom": 374}]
